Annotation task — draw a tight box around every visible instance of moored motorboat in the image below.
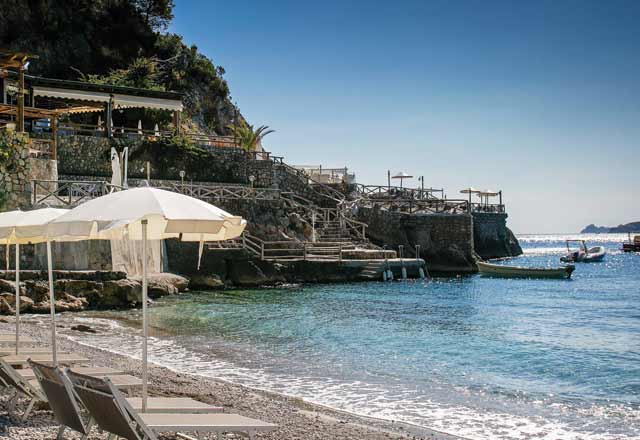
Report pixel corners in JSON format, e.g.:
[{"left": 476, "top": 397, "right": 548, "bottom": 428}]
[
  {"left": 621, "top": 233, "right": 640, "bottom": 253},
  {"left": 560, "top": 240, "right": 606, "bottom": 263},
  {"left": 477, "top": 261, "right": 575, "bottom": 279}
]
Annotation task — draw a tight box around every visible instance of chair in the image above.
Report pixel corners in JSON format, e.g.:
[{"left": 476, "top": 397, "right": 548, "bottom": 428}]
[
  {"left": 28, "top": 361, "right": 225, "bottom": 439},
  {"left": 28, "top": 360, "right": 92, "bottom": 440},
  {"left": 0, "top": 357, "right": 47, "bottom": 420},
  {"left": 67, "top": 370, "right": 276, "bottom": 440}
]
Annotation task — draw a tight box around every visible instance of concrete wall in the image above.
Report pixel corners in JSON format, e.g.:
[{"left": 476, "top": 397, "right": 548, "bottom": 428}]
[
  {"left": 472, "top": 212, "right": 522, "bottom": 259},
  {"left": 358, "top": 206, "right": 476, "bottom": 273}
]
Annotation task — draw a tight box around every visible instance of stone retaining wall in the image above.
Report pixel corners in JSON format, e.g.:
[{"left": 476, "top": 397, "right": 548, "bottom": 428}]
[
  {"left": 56, "top": 135, "right": 274, "bottom": 187},
  {"left": 0, "top": 137, "right": 57, "bottom": 210},
  {"left": 358, "top": 206, "right": 476, "bottom": 273}
]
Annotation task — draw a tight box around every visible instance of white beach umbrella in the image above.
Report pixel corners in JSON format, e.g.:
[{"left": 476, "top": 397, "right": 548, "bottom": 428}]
[
  {"left": 154, "top": 123, "right": 160, "bottom": 137},
  {"left": 460, "top": 187, "right": 481, "bottom": 204},
  {"left": 0, "top": 208, "right": 70, "bottom": 357},
  {"left": 137, "top": 120, "right": 143, "bottom": 135},
  {"left": 46, "top": 187, "right": 246, "bottom": 411},
  {"left": 391, "top": 172, "right": 413, "bottom": 189}
]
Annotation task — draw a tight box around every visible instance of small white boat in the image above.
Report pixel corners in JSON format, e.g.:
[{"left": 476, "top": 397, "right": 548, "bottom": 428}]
[
  {"left": 560, "top": 240, "right": 607, "bottom": 263},
  {"left": 477, "top": 261, "right": 575, "bottom": 279}
]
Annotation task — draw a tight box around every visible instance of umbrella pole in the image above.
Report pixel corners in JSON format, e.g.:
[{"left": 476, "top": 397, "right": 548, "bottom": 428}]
[
  {"left": 141, "top": 219, "right": 148, "bottom": 412},
  {"left": 15, "top": 243, "right": 20, "bottom": 355},
  {"left": 46, "top": 240, "right": 57, "bottom": 367}
]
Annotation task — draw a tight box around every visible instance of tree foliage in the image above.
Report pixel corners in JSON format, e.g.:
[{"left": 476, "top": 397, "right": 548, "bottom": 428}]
[
  {"left": 226, "top": 123, "right": 275, "bottom": 152},
  {"left": 0, "top": 0, "right": 241, "bottom": 134}
]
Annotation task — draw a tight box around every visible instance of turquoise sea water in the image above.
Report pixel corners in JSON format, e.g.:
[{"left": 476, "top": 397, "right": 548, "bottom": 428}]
[{"left": 58, "top": 234, "right": 640, "bottom": 439}]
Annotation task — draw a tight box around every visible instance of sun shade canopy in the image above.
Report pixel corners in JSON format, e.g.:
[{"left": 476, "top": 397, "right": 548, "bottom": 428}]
[
  {"left": 0, "top": 208, "right": 70, "bottom": 244},
  {"left": 46, "top": 187, "right": 246, "bottom": 242}
]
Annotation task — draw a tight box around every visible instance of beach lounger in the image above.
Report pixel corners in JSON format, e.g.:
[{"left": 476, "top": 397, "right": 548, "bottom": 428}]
[
  {"left": 68, "top": 371, "right": 275, "bottom": 440},
  {"left": 28, "top": 363, "right": 225, "bottom": 440},
  {"left": 0, "top": 358, "right": 47, "bottom": 420},
  {"left": 17, "top": 366, "right": 125, "bottom": 381},
  {"left": 0, "top": 335, "right": 35, "bottom": 344},
  {"left": 0, "top": 348, "right": 71, "bottom": 356},
  {"left": 2, "top": 353, "right": 89, "bottom": 367}
]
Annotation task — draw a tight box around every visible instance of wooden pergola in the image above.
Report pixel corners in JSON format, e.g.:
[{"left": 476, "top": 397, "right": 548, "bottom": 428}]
[
  {"left": 1, "top": 52, "right": 184, "bottom": 160},
  {"left": 0, "top": 50, "right": 38, "bottom": 132}
]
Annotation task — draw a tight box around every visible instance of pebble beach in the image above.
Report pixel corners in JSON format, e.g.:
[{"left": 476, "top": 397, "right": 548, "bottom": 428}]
[{"left": 0, "top": 317, "right": 461, "bottom": 440}]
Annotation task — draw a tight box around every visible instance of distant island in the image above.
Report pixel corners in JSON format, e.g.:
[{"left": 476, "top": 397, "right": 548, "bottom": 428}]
[{"left": 581, "top": 222, "right": 640, "bottom": 233}]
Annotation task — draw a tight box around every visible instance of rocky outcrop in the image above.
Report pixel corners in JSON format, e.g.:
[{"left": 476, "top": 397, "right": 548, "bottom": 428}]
[
  {"left": 356, "top": 206, "right": 476, "bottom": 274},
  {"left": 472, "top": 213, "right": 522, "bottom": 260},
  {"left": 0, "top": 271, "right": 189, "bottom": 315}
]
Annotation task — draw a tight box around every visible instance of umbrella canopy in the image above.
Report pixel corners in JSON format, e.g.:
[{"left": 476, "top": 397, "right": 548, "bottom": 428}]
[
  {"left": 392, "top": 172, "right": 413, "bottom": 179},
  {"left": 47, "top": 187, "right": 246, "bottom": 241},
  {"left": 0, "top": 208, "right": 70, "bottom": 357},
  {"left": 0, "top": 208, "right": 70, "bottom": 244},
  {"left": 45, "top": 187, "right": 246, "bottom": 411},
  {"left": 459, "top": 187, "right": 481, "bottom": 194},
  {"left": 479, "top": 189, "right": 499, "bottom": 196}
]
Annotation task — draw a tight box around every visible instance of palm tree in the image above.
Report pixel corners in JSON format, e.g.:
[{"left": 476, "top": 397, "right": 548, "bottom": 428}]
[{"left": 226, "top": 123, "right": 275, "bottom": 152}]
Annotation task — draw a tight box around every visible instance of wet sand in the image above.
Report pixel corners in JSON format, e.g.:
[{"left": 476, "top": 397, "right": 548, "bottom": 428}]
[{"left": 0, "top": 317, "right": 464, "bottom": 439}]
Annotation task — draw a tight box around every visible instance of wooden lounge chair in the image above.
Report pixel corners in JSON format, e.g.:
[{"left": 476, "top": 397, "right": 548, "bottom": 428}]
[
  {"left": 17, "top": 366, "right": 125, "bottom": 381},
  {"left": 2, "top": 353, "right": 89, "bottom": 367},
  {"left": 67, "top": 370, "right": 276, "bottom": 440},
  {"left": 28, "top": 363, "right": 225, "bottom": 440},
  {"left": 0, "top": 358, "right": 47, "bottom": 420},
  {"left": 0, "top": 335, "right": 35, "bottom": 344},
  {"left": 0, "top": 348, "right": 71, "bottom": 356}
]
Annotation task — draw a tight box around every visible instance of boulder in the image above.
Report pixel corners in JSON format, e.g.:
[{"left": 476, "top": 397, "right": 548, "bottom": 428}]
[
  {"left": 189, "top": 274, "right": 224, "bottom": 290},
  {"left": 71, "top": 324, "right": 97, "bottom": 333},
  {"left": 0, "top": 293, "right": 34, "bottom": 312},
  {"left": 131, "top": 273, "right": 189, "bottom": 299},
  {"left": 24, "top": 280, "right": 50, "bottom": 303},
  {"left": 102, "top": 279, "right": 142, "bottom": 307},
  {"left": 0, "top": 279, "right": 16, "bottom": 293},
  {"left": 0, "top": 298, "right": 14, "bottom": 315}
]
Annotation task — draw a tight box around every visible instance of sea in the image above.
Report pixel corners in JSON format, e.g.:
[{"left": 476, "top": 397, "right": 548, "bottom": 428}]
[{"left": 51, "top": 233, "right": 639, "bottom": 440}]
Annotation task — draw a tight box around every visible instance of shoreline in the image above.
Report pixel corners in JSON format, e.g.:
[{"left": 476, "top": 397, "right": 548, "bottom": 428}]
[{"left": 0, "top": 317, "right": 465, "bottom": 440}]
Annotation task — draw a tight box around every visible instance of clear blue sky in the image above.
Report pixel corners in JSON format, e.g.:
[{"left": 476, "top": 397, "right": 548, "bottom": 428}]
[{"left": 171, "top": 0, "right": 640, "bottom": 233}]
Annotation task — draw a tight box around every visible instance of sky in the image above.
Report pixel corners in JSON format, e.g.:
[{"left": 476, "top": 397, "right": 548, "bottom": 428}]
[{"left": 170, "top": 0, "right": 640, "bottom": 234}]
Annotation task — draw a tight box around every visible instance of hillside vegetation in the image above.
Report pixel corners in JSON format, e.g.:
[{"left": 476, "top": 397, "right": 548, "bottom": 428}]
[{"left": 0, "top": 0, "right": 243, "bottom": 134}]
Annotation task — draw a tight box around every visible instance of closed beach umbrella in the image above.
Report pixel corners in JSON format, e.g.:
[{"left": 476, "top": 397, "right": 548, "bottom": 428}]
[
  {"left": 137, "top": 120, "right": 143, "bottom": 135},
  {"left": 46, "top": 187, "right": 246, "bottom": 411},
  {"left": 0, "top": 208, "right": 70, "bottom": 358},
  {"left": 154, "top": 123, "right": 160, "bottom": 137},
  {"left": 110, "top": 147, "right": 122, "bottom": 187}
]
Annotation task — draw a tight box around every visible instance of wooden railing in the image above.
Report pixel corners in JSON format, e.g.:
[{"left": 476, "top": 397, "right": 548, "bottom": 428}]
[
  {"left": 471, "top": 203, "right": 505, "bottom": 213},
  {"left": 56, "top": 122, "right": 241, "bottom": 148},
  {"left": 356, "top": 184, "right": 443, "bottom": 200},
  {"left": 31, "top": 180, "right": 123, "bottom": 207},
  {"left": 238, "top": 233, "right": 345, "bottom": 261},
  {"left": 361, "top": 197, "right": 470, "bottom": 214},
  {"left": 148, "top": 181, "right": 281, "bottom": 201}
]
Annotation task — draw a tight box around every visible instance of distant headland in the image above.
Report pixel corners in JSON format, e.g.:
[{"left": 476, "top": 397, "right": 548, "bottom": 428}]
[{"left": 581, "top": 221, "right": 640, "bottom": 233}]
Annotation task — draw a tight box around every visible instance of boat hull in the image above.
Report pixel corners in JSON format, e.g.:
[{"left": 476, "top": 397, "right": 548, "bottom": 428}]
[
  {"left": 560, "top": 246, "right": 607, "bottom": 263},
  {"left": 477, "top": 261, "right": 575, "bottom": 279}
]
